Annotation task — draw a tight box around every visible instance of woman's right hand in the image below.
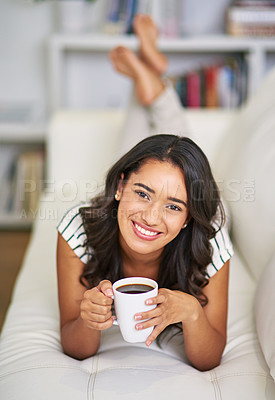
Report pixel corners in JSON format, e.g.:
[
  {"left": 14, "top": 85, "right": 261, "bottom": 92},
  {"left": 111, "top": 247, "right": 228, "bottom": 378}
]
[{"left": 80, "top": 280, "right": 114, "bottom": 331}]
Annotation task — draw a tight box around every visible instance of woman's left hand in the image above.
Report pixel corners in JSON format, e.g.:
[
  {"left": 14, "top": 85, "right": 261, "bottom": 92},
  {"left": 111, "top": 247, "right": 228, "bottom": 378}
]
[{"left": 134, "top": 288, "right": 201, "bottom": 346}]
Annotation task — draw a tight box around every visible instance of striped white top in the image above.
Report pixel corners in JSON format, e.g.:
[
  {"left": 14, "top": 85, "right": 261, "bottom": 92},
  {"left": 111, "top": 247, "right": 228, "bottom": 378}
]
[{"left": 57, "top": 203, "right": 234, "bottom": 278}]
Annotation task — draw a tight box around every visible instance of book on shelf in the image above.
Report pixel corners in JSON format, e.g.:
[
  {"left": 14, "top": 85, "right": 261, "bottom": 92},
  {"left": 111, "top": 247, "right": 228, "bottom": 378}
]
[
  {"left": 186, "top": 71, "right": 201, "bottom": 108},
  {"left": 104, "top": 0, "right": 144, "bottom": 34},
  {"left": 168, "top": 56, "right": 247, "bottom": 109},
  {"left": 204, "top": 66, "right": 219, "bottom": 108},
  {"left": 226, "top": 1, "right": 275, "bottom": 36},
  {"left": 0, "top": 148, "right": 45, "bottom": 222}
]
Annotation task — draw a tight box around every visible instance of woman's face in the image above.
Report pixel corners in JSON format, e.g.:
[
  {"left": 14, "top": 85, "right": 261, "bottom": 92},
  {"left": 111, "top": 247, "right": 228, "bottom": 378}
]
[{"left": 116, "top": 159, "right": 189, "bottom": 259}]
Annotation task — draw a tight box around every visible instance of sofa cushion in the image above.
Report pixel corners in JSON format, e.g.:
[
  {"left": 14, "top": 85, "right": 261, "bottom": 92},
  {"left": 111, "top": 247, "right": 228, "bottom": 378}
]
[
  {"left": 255, "top": 252, "right": 275, "bottom": 380},
  {"left": 1, "top": 196, "right": 274, "bottom": 400},
  {"left": 214, "top": 68, "right": 275, "bottom": 280}
]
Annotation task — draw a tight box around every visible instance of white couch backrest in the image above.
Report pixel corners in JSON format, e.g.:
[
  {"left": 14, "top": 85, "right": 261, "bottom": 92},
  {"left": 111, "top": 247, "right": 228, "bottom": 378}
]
[
  {"left": 47, "top": 110, "right": 125, "bottom": 201},
  {"left": 214, "top": 68, "right": 275, "bottom": 280},
  {"left": 47, "top": 109, "right": 235, "bottom": 201}
]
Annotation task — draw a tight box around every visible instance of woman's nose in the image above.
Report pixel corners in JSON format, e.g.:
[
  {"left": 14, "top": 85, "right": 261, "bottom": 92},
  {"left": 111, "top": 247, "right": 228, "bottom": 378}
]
[{"left": 141, "top": 202, "right": 163, "bottom": 226}]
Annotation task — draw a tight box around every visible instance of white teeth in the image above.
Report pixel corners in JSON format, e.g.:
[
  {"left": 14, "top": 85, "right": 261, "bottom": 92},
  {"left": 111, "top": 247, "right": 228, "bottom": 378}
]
[{"left": 135, "top": 223, "right": 158, "bottom": 236}]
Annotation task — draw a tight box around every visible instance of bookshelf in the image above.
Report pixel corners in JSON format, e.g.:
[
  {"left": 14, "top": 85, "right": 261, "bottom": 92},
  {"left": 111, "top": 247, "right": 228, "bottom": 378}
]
[
  {"left": 0, "top": 123, "right": 46, "bottom": 230},
  {"left": 48, "top": 33, "right": 275, "bottom": 111}
]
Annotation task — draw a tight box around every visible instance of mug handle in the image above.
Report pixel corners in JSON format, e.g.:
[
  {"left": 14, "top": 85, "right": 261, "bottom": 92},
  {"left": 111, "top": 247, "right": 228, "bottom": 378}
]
[{"left": 111, "top": 295, "right": 118, "bottom": 325}]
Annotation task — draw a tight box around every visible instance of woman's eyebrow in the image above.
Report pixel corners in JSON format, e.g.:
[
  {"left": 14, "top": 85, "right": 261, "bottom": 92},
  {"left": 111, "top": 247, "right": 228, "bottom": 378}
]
[
  {"left": 134, "top": 183, "right": 154, "bottom": 193},
  {"left": 134, "top": 183, "right": 187, "bottom": 207},
  {"left": 168, "top": 196, "right": 187, "bottom": 207}
]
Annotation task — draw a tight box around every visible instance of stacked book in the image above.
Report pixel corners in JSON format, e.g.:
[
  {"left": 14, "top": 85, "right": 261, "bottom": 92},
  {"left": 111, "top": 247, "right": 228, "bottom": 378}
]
[
  {"left": 104, "top": 0, "right": 148, "bottom": 34},
  {"left": 226, "top": 0, "right": 275, "bottom": 36},
  {"left": 168, "top": 57, "right": 247, "bottom": 109},
  {"left": 0, "top": 148, "right": 44, "bottom": 220}
]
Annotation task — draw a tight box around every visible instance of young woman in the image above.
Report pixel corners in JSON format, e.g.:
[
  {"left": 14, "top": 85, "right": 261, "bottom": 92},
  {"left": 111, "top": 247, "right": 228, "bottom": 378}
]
[
  {"left": 56, "top": 16, "right": 233, "bottom": 370},
  {"left": 57, "top": 134, "right": 233, "bottom": 370}
]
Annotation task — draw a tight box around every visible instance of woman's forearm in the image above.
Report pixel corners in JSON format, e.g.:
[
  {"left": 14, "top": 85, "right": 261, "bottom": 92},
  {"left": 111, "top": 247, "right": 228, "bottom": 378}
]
[
  {"left": 61, "top": 317, "right": 101, "bottom": 360},
  {"left": 182, "top": 305, "right": 226, "bottom": 371}
]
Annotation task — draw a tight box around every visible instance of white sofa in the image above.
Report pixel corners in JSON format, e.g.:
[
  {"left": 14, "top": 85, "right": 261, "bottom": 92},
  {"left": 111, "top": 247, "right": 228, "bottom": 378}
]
[{"left": 1, "top": 69, "right": 275, "bottom": 399}]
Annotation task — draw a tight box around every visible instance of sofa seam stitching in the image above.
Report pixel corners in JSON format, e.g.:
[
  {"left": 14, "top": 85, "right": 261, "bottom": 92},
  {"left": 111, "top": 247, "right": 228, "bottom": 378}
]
[
  {"left": 87, "top": 354, "right": 99, "bottom": 400},
  {"left": 210, "top": 371, "right": 274, "bottom": 380},
  {"left": 0, "top": 364, "right": 272, "bottom": 382},
  {"left": 0, "top": 364, "right": 90, "bottom": 379},
  {"left": 210, "top": 369, "right": 222, "bottom": 400},
  {"left": 87, "top": 365, "right": 274, "bottom": 384},
  {"left": 73, "top": 364, "right": 273, "bottom": 380}
]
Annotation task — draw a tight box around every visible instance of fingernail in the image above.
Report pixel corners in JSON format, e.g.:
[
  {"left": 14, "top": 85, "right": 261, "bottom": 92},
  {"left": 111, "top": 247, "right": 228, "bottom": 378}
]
[
  {"left": 136, "top": 324, "right": 143, "bottom": 330},
  {"left": 146, "top": 340, "right": 151, "bottom": 346},
  {"left": 134, "top": 314, "right": 142, "bottom": 321},
  {"left": 146, "top": 299, "right": 152, "bottom": 305},
  {"left": 106, "top": 289, "right": 113, "bottom": 296}
]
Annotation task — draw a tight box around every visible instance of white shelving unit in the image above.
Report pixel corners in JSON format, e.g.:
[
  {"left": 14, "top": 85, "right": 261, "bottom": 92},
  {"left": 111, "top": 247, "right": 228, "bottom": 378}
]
[
  {"left": 0, "top": 124, "right": 46, "bottom": 144},
  {"left": 48, "top": 33, "right": 275, "bottom": 112}
]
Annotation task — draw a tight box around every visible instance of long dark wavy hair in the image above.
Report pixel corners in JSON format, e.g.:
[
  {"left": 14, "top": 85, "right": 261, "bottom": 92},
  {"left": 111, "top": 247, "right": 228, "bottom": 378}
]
[{"left": 79, "top": 134, "right": 225, "bottom": 344}]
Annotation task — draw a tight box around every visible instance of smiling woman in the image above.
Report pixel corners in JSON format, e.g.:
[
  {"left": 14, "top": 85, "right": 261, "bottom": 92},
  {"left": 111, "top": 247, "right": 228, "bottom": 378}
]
[
  {"left": 116, "top": 159, "right": 188, "bottom": 247},
  {"left": 56, "top": 134, "right": 233, "bottom": 368}
]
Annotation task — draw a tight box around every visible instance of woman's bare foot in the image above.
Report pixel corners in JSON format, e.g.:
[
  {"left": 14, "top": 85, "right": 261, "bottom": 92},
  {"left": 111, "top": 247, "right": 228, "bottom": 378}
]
[
  {"left": 133, "top": 14, "right": 168, "bottom": 76},
  {"left": 109, "top": 46, "right": 165, "bottom": 106}
]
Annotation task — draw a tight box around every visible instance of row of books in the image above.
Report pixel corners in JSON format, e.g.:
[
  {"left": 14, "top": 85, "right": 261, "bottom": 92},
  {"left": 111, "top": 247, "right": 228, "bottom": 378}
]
[
  {"left": 103, "top": 0, "right": 182, "bottom": 37},
  {"left": 0, "top": 147, "right": 44, "bottom": 220},
  {"left": 227, "top": 0, "right": 275, "bottom": 36},
  {"left": 169, "top": 57, "right": 247, "bottom": 109},
  {"left": 101, "top": 0, "right": 275, "bottom": 37}
]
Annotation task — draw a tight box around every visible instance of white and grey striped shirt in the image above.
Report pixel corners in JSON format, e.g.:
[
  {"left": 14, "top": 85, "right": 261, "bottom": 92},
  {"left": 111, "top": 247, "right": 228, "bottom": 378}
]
[{"left": 57, "top": 204, "right": 234, "bottom": 277}]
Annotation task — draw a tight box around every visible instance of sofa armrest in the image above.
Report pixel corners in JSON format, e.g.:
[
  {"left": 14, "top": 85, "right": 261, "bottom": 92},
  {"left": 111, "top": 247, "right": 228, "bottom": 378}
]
[{"left": 255, "top": 253, "right": 275, "bottom": 380}]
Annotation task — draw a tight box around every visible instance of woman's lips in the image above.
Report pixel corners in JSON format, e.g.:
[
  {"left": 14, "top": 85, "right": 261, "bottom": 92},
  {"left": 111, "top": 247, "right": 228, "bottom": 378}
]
[{"left": 131, "top": 220, "right": 162, "bottom": 241}]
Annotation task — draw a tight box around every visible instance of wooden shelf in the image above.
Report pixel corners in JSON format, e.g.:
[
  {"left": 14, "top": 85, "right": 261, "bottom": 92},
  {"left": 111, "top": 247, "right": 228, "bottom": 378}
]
[{"left": 0, "top": 214, "right": 33, "bottom": 230}]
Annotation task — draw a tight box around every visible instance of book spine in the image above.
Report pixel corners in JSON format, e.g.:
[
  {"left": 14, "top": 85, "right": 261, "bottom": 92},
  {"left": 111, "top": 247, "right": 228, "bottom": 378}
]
[
  {"left": 124, "top": 0, "right": 138, "bottom": 34},
  {"left": 204, "top": 66, "right": 219, "bottom": 108},
  {"left": 107, "top": 0, "right": 121, "bottom": 23},
  {"left": 186, "top": 72, "right": 201, "bottom": 108}
]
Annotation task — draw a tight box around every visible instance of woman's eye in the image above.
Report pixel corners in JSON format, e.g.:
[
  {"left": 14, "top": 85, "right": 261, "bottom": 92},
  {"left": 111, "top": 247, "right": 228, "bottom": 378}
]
[
  {"left": 135, "top": 191, "right": 149, "bottom": 200},
  {"left": 167, "top": 204, "right": 181, "bottom": 212}
]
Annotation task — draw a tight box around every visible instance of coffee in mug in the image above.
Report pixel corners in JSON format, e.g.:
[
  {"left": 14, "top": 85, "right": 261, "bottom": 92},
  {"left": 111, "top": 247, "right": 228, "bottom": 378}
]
[{"left": 116, "top": 283, "right": 154, "bottom": 294}]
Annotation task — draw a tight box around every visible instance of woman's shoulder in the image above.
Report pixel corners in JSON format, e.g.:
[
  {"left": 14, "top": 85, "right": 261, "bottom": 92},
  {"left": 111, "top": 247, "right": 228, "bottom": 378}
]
[
  {"left": 57, "top": 202, "right": 91, "bottom": 263},
  {"left": 206, "top": 220, "right": 234, "bottom": 278},
  {"left": 57, "top": 202, "right": 89, "bottom": 234}
]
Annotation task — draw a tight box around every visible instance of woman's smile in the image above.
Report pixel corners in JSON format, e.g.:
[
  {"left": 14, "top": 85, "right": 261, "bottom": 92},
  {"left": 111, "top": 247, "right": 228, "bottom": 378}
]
[{"left": 132, "top": 220, "right": 162, "bottom": 241}]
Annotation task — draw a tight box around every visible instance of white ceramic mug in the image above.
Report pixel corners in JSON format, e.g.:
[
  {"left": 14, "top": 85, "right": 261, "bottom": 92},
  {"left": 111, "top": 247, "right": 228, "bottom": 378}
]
[{"left": 112, "top": 277, "right": 158, "bottom": 343}]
